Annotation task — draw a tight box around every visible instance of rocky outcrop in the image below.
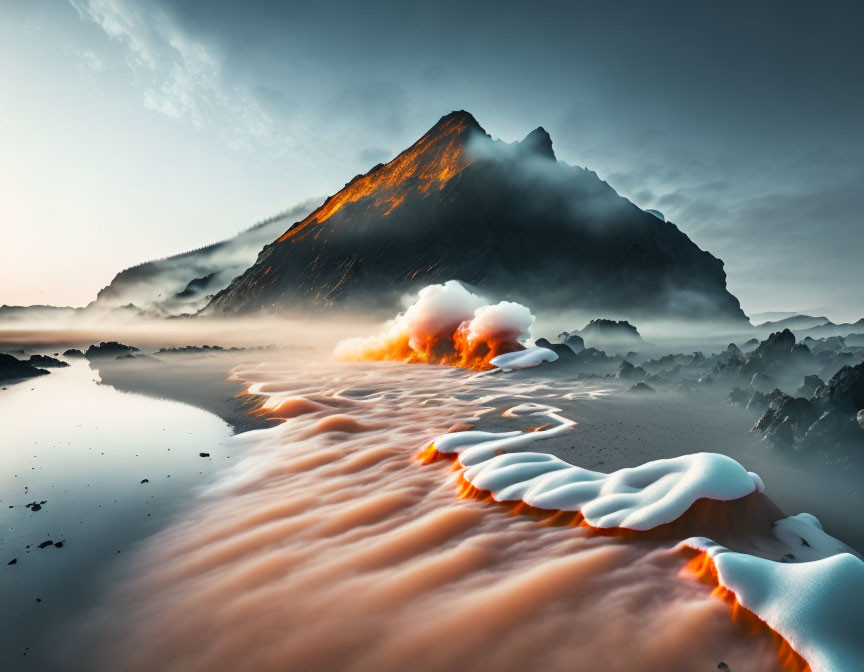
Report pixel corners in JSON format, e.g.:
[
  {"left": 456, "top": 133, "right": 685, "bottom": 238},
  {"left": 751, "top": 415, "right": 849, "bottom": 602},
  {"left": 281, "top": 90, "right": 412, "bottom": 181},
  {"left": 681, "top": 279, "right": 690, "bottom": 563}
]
[
  {"left": 28, "top": 354, "right": 69, "bottom": 368},
  {"left": 0, "top": 353, "right": 49, "bottom": 382},
  {"left": 84, "top": 342, "right": 140, "bottom": 360},
  {"left": 739, "top": 362, "right": 864, "bottom": 452}
]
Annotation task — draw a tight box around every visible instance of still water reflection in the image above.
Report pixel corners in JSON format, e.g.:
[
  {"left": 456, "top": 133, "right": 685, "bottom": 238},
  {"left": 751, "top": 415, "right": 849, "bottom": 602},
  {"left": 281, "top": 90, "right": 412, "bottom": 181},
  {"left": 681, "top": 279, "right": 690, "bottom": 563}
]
[{"left": 0, "top": 362, "right": 233, "bottom": 669}]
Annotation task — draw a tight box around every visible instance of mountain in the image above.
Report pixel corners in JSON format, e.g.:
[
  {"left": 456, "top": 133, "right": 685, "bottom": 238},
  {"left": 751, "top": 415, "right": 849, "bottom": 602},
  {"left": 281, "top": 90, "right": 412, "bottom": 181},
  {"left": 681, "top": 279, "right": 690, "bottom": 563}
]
[
  {"left": 754, "top": 315, "right": 831, "bottom": 333},
  {"left": 79, "top": 202, "right": 315, "bottom": 318},
  {"left": 797, "top": 319, "right": 864, "bottom": 340},
  {"left": 0, "top": 305, "right": 76, "bottom": 323},
  {"left": 573, "top": 318, "right": 645, "bottom": 353},
  {"left": 204, "top": 111, "right": 747, "bottom": 322}
]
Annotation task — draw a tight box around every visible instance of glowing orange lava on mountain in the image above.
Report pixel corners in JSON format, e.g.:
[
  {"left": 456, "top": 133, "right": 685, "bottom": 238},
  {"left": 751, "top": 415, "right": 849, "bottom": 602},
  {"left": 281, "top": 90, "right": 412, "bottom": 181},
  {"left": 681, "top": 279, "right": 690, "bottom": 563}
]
[{"left": 277, "top": 115, "right": 473, "bottom": 243}]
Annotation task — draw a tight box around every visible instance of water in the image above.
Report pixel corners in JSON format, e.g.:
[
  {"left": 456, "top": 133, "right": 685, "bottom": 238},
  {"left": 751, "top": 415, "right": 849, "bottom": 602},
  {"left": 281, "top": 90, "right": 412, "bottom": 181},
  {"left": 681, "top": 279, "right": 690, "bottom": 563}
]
[{"left": 0, "top": 361, "right": 234, "bottom": 669}]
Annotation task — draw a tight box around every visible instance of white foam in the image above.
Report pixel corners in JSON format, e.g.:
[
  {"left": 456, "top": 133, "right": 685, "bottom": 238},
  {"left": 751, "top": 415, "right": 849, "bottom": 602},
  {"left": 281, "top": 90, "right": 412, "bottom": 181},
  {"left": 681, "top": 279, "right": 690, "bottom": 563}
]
[
  {"left": 489, "top": 347, "right": 558, "bottom": 371},
  {"left": 430, "top": 403, "right": 764, "bottom": 530},
  {"left": 684, "top": 529, "right": 864, "bottom": 672}
]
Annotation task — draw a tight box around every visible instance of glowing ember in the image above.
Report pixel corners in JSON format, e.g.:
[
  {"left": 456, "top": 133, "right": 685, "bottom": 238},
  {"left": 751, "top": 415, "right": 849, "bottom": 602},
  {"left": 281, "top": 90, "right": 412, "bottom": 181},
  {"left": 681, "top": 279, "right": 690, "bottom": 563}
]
[
  {"left": 335, "top": 280, "right": 534, "bottom": 370},
  {"left": 277, "top": 115, "right": 474, "bottom": 243}
]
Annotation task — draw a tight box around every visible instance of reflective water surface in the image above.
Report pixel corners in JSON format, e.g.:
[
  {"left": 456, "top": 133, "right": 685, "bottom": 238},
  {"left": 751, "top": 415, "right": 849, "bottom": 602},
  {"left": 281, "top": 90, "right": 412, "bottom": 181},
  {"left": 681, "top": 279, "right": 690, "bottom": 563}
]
[{"left": 0, "top": 362, "right": 234, "bottom": 669}]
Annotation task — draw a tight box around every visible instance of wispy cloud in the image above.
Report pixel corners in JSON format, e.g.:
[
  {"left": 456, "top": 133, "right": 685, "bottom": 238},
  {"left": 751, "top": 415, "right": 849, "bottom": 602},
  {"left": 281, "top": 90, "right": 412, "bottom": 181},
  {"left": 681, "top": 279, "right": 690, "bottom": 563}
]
[{"left": 69, "top": 0, "right": 293, "bottom": 154}]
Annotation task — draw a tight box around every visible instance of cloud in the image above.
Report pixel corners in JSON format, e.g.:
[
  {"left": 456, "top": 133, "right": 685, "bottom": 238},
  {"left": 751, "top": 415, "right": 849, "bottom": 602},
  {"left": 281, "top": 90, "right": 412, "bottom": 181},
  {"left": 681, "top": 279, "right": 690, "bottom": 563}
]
[{"left": 69, "top": 0, "right": 293, "bottom": 155}]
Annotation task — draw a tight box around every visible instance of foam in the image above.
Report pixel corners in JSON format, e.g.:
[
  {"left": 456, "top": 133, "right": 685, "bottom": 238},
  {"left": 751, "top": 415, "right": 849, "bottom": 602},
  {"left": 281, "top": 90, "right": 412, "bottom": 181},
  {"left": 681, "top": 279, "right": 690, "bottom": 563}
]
[
  {"left": 489, "top": 346, "right": 558, "bottom": 371},
  {"left": 684, "top": 528, "right": 864, "bottom": 672},
  {"left": 334, "top": 280, "right": 535, "bottom": 369},
  {"left": 430, "top": 403, "right": 764, "bottom": 530}
]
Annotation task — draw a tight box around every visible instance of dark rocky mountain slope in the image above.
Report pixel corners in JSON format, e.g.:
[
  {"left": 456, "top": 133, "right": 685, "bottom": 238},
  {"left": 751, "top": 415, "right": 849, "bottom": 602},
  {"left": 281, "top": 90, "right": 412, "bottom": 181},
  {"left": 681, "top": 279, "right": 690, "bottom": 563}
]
[{"left": 204, "top": 111, "right": 747, "bottom": 322}]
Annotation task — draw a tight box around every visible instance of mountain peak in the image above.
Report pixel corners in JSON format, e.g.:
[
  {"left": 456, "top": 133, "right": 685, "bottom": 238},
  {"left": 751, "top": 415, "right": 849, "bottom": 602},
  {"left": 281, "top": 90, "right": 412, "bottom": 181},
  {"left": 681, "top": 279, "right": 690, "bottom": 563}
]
[{"left": 520, "top": 126, "right": 555, "bottom": 160}]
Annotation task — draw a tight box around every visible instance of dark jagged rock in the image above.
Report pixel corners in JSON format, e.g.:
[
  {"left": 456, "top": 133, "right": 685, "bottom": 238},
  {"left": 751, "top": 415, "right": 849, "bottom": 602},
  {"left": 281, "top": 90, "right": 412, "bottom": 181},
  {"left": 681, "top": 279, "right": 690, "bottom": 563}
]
[
  {"left": 570, "top": 347, "right": 618, "bottom": 375},
  {"left": 557, "top": 331, "right": 585, "bottom": 354},
  {"left": 615, "top": 360, "right": 647, "bottom": 381},
  {"left": 84, "top": 342, "right": 140, "bottom": 360},
  {"left": 576, "top": 319, "right": 644, "bottom": 352},
  {"left": 628, "top": 382, "right": 656, "bottom": 394},
  {"left": 0, "top": 354, "right": 49, "bottom": 383},
  {"left": 63, "top": 348, "right": 85, "bottom": 358},
  {"left": 155, "top": 345, "right": 245, "bottom": 355},
  {"left": 203, "top": 111, "right": 747, "bottom": 322},
  {"left": 741, "top": 330, "right": 811, "bottom": 378},
  {"left": 533, "top": 338, "right": 577, "bottom": 361},
  {"left": 752, "top": 394, "right": 819, "bottom": 447},
  {"left": 740, "top": 338, "right": 760, "bottom": 353},
  {"left": 175, "top": 272, "right": 218, "bottom": 299},
  {"left": 28, "top": 354, "right": 68, "bottom": 368},
  {"left": 519, "top": 127, "right": 556, "bottom": 161},
  {"left": 796, "top": 374, "right": 825, "bottom": 399},
  {"left": 748, "top": 362, "right": 864, "bottom": 452}
]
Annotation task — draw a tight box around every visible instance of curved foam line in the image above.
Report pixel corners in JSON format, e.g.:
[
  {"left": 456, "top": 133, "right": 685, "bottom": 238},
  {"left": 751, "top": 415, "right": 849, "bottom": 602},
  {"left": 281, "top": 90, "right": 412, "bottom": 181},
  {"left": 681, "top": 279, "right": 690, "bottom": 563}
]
[
  {"left": 423, "top": 401, "right": 864, "bottom": 671},
  {"left": 427, "top": 403, "right": 764, "bottom": 531}
]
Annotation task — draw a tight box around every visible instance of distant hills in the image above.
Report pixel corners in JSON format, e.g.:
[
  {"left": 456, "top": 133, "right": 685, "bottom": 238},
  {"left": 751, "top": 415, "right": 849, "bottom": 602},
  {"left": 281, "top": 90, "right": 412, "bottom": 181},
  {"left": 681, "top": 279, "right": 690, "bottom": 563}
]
[{"left": 78, "top": 202, "right": 315, "bottom": 318}]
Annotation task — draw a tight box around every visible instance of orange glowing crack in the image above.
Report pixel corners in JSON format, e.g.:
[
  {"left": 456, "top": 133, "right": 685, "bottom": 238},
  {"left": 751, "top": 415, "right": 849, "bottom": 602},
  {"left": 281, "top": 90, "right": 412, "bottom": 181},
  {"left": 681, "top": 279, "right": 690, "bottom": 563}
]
[{"left": 277, "top": 117, "right": 472, "bottom": 243}]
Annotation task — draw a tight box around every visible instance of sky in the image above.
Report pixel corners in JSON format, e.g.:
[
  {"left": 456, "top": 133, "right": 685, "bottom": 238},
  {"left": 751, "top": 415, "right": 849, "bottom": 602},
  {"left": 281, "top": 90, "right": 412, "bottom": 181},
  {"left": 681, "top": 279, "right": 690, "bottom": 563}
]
[{"left": 1, "top": 0, "right": 862, "bottom": 321}]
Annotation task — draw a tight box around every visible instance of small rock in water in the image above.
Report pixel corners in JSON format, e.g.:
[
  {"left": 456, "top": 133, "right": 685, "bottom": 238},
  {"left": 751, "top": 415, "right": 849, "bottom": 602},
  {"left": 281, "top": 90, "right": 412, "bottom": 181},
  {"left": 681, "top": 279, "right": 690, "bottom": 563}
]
[
  {"left": 140, "top": 479, "right": 149, "bottom": 484},
  {"left": 7, "top": 558, "right": 17, "bottom": 565},
  {"left": 199, "top": 452, "right": 210, "bottom": 458},
  {"left": 718, "top": 664, "right": 730, "bottom": 670},
  {"left": 54, "top": 541, "right": 64, "bottom": 549},
  {"left": 37, "top": 540, "right": 54, "bottom": 549}
]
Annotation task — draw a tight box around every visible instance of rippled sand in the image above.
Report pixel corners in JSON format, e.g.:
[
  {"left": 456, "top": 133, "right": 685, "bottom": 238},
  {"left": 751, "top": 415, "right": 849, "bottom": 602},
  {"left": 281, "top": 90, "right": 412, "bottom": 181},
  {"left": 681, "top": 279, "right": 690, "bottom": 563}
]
[{"left": 82, "top": 353, "right": 792, "bottom": 672}]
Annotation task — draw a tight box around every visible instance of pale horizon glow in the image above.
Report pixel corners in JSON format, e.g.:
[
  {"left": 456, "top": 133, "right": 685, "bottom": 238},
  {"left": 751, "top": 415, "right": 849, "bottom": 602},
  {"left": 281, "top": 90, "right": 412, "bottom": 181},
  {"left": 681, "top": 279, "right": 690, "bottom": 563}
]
[{"left": 1, "top": 0, "right": 862, "bottom": 322}]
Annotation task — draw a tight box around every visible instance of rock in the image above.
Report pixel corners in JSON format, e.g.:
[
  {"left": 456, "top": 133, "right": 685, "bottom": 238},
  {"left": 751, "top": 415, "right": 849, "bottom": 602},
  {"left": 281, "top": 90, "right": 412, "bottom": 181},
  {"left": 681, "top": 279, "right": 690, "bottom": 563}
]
[
  {"left": 7, "top": 558, "right": 16, "bottom": 566},
  {"left": 615, "top": 360, "right": 647, "bottom": 381},
  {"left": 796, "top": 374, "right": 825, "bottom": 399},
  {"left": 199, "top": 452, "right": 210, "bottom": 458},
  {"left": 63, "top": 348, "right": 85, "bottom": 358},
  {"left": 815, "top": 362, "right": 864, "bottom": 413},
  {"left": 628, "top": 382, "right": 656, "bottom": 394},
  {"left": 84, "top": 342, "right": 140, "bottom": 360},
  {"left": 576, "top": 319, "right": 644, "bottom": 352},
  {"left": 557, "top": 331, "right": 585, "bottom": 353},
  {"left": 27, "top": 354, "right": 68, "bottom": 368},
  {"left": 0, "top": 353, "right": 49, "bottom": 383},
  {"left": 533, "top": 338, "right": 577, "bottom": 360},
  {"left": 140, "top": 478, "right": 149, "bottom": 484},
  {"left": 37, "top": 540, "right": 54, "bottom": 549},
  {"left": 858, "top": 409, "right": 864, "bottom": 429}
]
